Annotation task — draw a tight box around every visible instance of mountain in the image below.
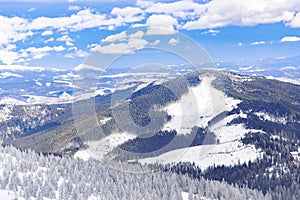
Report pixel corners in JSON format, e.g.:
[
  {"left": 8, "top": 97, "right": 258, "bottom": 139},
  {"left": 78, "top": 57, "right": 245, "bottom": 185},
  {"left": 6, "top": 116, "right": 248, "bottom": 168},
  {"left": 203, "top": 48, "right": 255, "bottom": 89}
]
[{"left": 1, "top": 66, "right": 300, "bottom": 199}]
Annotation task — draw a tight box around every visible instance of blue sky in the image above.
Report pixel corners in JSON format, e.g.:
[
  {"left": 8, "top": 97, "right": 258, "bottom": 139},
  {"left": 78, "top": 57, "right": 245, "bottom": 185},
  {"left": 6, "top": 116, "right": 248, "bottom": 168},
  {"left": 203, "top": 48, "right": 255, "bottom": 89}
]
[{"left": 0, "top": 0, "right": 300, "bottom": 69}]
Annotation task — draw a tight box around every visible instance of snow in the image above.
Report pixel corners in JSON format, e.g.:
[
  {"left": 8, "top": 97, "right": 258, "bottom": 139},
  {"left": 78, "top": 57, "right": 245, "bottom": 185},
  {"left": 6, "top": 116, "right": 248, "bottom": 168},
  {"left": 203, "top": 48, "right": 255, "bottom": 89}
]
[
  {"left": 254, "top": 112, "right": 287, "bottom": 125},
  {"left": 139, "top": 140, "right": 261, "bottom": 170},
  {"left": 59, "top": 92, "right": 73, "bottom": 101},
  {"left": 0, "top": 97, "right": 27, "bottom": 105},
  {"left": 138, "top": 75, "right": 263, "bottom": 170},
  {"left": 35, "top": 81, "right": 43, "bottom": 86},
  {"left": 0, "top": 72, "right": 23, "bottom": 78},
  {"left": 74, "top": 132, "right": 135, "bottom": 161},
  {"left": 162, "top": 76, "right": 241, "bottom": 135},
  {"left": 0, "top": 190, "right": 14, "bottom": 200},
  {"left": 0, "top": 64, "right": 44, "bottom": 71},
  {"left": 74, "top": 63, "right": 106, "bottom": 72},
  {"left": 266, "top": 76, "right": 300, "bottom": 85},
  {"left": 98, "top": 117, "right": 112, "bottom": 125},
  {"left": 46, "top": 82, "right": 51, "bottom": 87},
  {"left": 24, "top": 94, "right": 73, "bottom": 105},
  {"left": 181, "top": 192, "right": 210, "bottom": 200},
  {"left": 0, "top": 105, "right": 13, "bottom": 123}
]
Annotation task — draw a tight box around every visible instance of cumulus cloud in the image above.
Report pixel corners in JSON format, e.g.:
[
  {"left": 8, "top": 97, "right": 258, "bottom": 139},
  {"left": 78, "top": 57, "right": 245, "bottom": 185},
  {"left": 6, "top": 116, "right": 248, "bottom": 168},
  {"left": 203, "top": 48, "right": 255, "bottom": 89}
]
[
  {"left": 146, "top": 14, "right": 178, "bottom": 30},
  {"left": 65, "top": 49, "right": 88, "bottom": 58},
  {"left": 41, "top": 30, "right": 53, "bottom": 36},
  {"left": 93, "top": 31, "right": 149, "bottom": 54},
  {"left": 57, "top": 35, "right": 74, "bottom": 46},
  {"left": 93, "top": 38, "right": 148, "bottom": 54},
  {"left": 23, "top": 45, "right": 65, "bottom": 60},
  {"left": 145, "top": 14, "right": 178, "bottom": 35},
  {"left": 0, "top": 15, "right": 33, "bottom": 46},
  {"left": 179, "top": 0, "right": 300, "bottom": 30},
  {"left": 111, "top": 6, "right": 145, "bottom": 24},
  {"left": 102, "top": 31, "right": 128, "bottom": 43},
  {"left": 168, "top": 38, "right": 179, "bottom": 46},
  {"left": 0, "top": 50, "right": 19, "bottom": 65},
  {"left": 287, "top": 12, "right": 300, "bottom": 28},
  {"left": 137, "top": 0, "right": 205, "bottom": 19},
  {"left": 281, "top": 36, "right": 300, "bottom": 42}
]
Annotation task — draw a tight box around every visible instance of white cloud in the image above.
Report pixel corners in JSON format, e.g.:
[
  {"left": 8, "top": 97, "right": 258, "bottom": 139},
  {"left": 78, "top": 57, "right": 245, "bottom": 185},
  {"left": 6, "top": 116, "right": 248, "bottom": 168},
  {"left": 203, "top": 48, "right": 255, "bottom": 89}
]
[
  {"left": 281, "top": 66, "right": 297, "bottom": 71},
  {"left": 287, "top": 12, "right": 300, "bottom": 28},
  {"left": 111, "top": 6, "right": 145, "bottom": 24},
  {"left": 93, "top": 31, "right": 148, "bottom": 54},
  {"left": 201, "top": 29, "right": 220, "bottom": 36},
  {"left": 0, "top": 50, "right": 19, "bottom": 65},
  {"left": 93, "top": 38, "right": 148, "bottom": 54},
  {"left": 41, "top": 30, "right": 53, "bottom": 36},
  {"left": 101, "top": 31, "right": 127, "bottom": 43},
  {"left": 57, "top": 35, "right": 74, "bottom": 47},
  {"left": 66, "top": 41, "right": 74, "bottom": 47},
  {"left": 146, "top": 14, "right": 178, "bottom": 31},
  {"left": 27, "top": 8, "right": 36, "bottom": 12},
  {"left": 250, "top": 41, "right": 266, "bottom": 45},
  {"left": 68, "top": 6, "right": 80, "bottom": 11},
  {"left": 0, "top": 15, "right": 32, "bottom": 46},
  {"left": 57, "top": 35, "right": 73, "bottom": 42},
  {"left": 65, "top": 49, "right": 88, "bottom": 58},
  {"left": 150, "top": 39, "right": 160, "bottom": 46},
  {"left": 168, "top": 38, "right": 179, "bottom": 46},
  {"left": 281, "top": 36, "right": 300, "bottom": 42},
  {"left": 179, "top": 0, "right": 300, "bottom": 30},
  {"left": 238, "top": 42, "right": 243, "bottom": 47},
  {"left": 23, "top": 45, "right": 65, "bottom": 60},
  {"left": 28, "top": 9, "right": 108, "bottom": 31},
  {"left": 137, "top": 0, "right": 205, "bottom": 19},
  {"left": 102, "top": 30, "right": 144, "bottom": 43},
  {"left": 44, "top": 37, "right": 54, "bottom": 43}
]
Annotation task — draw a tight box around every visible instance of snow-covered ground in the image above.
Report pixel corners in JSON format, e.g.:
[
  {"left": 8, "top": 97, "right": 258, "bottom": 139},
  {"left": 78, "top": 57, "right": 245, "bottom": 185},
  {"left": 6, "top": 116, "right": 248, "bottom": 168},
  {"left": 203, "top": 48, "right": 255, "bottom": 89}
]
[
  {"left": 0, "top": 97, "right": 28, "bottom": 105},
  {"left": 0, "top": 105, "right": 13, "bottom": 123},
  {"left": 139, "top": 141, "right": 261, "bottom": 170},
  {"left": 74, "top": 132, "right": 135, "bottom": 161},
  {"left": 254, "top": 112, "right": 288, "bottom": 125},
  {"left": 266, "top": 76, "right": 300, "bottom": 85},
  {"left": 181, "top": 192, "right": 210, "bottom": 200},
  {"left": 162, "top": 76, "right": 241, "bottom": 135}
]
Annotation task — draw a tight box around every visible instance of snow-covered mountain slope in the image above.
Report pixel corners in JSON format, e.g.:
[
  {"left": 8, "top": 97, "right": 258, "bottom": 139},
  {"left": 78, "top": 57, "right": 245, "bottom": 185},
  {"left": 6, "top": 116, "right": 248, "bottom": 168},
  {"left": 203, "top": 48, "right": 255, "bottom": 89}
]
[
  {"left": 162, "top": 76, "right": 241, "bottom": 135},
  {"left": 138, "top": 140, "right": 261, "bottom": 170},
  {"left": 71, "top": 70, "right": 299, "bottom": 171},
  {"left": 74, "top": 132, "right": 135, "bottom": 161},
  {"left": 127, "top": 75, "right": 264, "bottom": 169},
  {"left": 3, "top": 69, "right": 300, "bottom": 174}
]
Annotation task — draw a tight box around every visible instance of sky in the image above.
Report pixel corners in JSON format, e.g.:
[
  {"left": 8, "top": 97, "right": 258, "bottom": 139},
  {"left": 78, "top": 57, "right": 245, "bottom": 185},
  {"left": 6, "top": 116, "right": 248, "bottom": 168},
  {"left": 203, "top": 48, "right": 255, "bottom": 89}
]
[{"left": 0, "top": 0, "right": 300, "bottom": 69}]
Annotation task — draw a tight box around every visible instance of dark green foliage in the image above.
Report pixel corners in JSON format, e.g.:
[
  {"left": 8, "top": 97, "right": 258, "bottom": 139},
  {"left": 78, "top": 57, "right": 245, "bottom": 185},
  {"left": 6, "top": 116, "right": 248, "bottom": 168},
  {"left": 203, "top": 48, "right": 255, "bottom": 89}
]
[
  {"left": 164, "top": 131, "right": 300, "bottom": 200},
  {"left": 116, "top": 127, "right": 216, "bottom": 159}
]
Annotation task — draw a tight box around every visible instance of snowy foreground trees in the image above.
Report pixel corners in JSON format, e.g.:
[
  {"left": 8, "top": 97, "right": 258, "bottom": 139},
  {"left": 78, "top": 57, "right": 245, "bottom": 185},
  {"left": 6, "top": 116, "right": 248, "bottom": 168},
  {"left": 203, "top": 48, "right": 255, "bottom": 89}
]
[{"left": 0, "top": 145, "right": 270, "bottom": 200}]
